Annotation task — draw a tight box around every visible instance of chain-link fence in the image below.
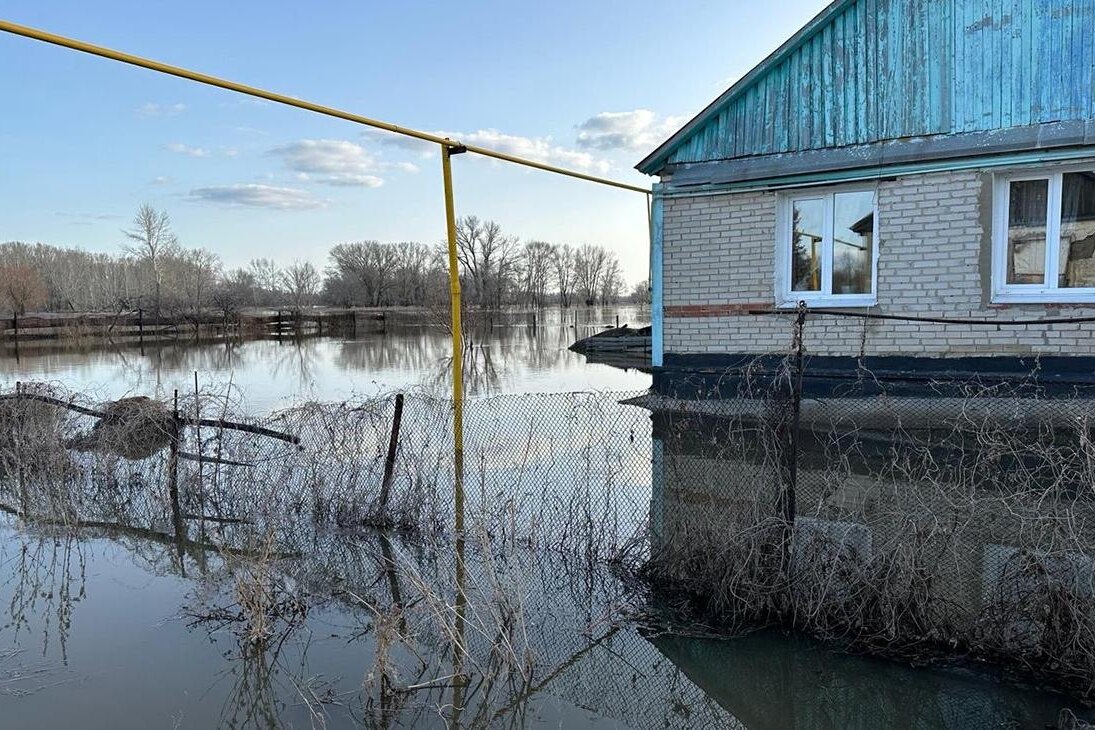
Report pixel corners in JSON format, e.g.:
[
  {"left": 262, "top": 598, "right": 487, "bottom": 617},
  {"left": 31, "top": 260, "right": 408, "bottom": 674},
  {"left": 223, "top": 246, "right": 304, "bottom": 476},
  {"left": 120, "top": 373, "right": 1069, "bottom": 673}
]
[{"left": 3, "top": 320, "right": 1095, "bottom": 698}]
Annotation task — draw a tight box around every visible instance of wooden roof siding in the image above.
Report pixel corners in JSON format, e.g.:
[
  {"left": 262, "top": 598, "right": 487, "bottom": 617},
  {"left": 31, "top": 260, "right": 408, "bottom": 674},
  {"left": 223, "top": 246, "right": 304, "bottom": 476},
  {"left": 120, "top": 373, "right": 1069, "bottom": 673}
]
[{"left": 637, "top": 0, "right": 1095, "bottom": 176}]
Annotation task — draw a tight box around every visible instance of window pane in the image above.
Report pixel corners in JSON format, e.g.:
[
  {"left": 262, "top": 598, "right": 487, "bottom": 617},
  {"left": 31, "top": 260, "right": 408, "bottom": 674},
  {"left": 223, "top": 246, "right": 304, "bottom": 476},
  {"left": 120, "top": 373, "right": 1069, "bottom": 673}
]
[
  {"left": 833, "top": 191, "right": 875, "bottom": 294},
  {"left": 791, "top": 198, "right": 823, "bottom": 292},
  {"left": 1058, "top": 172, "right": 1095, "bottom": 288},
  {"left": 1006, "top": 179, "right": 1048, "bottom": 285}
]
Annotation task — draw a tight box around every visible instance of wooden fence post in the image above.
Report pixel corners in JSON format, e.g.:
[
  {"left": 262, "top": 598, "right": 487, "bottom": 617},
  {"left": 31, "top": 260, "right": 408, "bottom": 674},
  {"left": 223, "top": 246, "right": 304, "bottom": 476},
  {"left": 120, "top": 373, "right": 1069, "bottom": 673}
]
[{"left": 377, "top": 393, "right": 405, "bottom": 519}]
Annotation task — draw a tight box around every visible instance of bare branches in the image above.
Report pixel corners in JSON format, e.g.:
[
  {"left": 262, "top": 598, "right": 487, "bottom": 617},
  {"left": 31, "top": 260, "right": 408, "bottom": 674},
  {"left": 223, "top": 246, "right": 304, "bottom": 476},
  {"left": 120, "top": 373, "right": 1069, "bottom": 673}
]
[
  {"left": 122, "top": 204, "right": 178, "bottom": 313},
  {"left": 0, "top": 264, "right": 48, "bottom": 316},
  {"left": 281, "top": 261, "right": 319, "bottom": 312}
]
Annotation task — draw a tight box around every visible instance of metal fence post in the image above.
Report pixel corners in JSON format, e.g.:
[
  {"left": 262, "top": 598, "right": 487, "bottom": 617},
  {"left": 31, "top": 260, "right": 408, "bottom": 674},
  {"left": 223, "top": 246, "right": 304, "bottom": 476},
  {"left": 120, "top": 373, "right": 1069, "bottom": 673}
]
[{"left": 776, "top": 303, "right": 806, "bottom": 577}]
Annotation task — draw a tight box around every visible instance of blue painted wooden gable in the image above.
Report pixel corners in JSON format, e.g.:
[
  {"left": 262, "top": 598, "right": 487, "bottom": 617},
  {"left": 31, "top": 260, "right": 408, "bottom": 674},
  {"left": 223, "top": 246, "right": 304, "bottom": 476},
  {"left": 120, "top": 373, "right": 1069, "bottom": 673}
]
[{"left": 638, "top": 0, "right": 1095, "bottom": 176}]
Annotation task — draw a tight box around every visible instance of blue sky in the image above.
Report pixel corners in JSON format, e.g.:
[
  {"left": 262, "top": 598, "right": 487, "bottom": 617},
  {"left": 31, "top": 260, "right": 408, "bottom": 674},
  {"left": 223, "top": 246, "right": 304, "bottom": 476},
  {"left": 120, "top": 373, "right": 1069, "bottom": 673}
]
[{"left": 0, "top": 0, "right": 827, "bottom": 284}]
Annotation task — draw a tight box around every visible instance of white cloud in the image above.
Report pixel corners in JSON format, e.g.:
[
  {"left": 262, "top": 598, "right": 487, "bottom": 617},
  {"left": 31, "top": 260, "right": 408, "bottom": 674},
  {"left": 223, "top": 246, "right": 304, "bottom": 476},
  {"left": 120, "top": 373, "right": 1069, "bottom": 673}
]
[
  {"left": 137, "top": 102, "right": 186, "bottom": 118},
  {"left": 270, "top": 139, "right": 397, "bottom": 187},
  {"left": 362, "top": 130, "right": 437, "bottom": 157},
  {"left": 55, "top": 211, "right": 122, "bottom": 225},
  {"left": 364, "top": 128, "right": 611, "bottom": 173},
  {"left": 575, "top": 110, "right": 684, "bottom": 152},
  {"left": 165, "top": 142, "right": 210, "bottom": 158},
  {"left": 322, "top": 174, "right": 384, "bottom": 188},
  {"left": 150, "top": 176, "right": 171, "bottom": 186},
  {"left": 187, "top": 184, "right": 323, "bottom": 210},
  {"left": 442, "top": 129, "right": 611, "bottom": 173}
]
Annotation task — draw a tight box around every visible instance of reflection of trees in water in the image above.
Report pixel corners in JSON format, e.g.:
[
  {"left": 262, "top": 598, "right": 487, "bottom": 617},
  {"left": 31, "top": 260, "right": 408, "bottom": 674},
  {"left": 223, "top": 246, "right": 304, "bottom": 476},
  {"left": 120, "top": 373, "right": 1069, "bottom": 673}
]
[
  {"left": 0, "top": 487, "right": 735, "bottom": 729},
  {"left": 0, "top": 306, "right": 649, "bottom": 408},
  {"left": 1, "top": 530, "right": 86, "bottom": 662},
  {"left": 336, "top": 324, "right": 578, "bottom": 396},
  {"left": 0, "top": 472, "right": 1080, "bottom": 728}
]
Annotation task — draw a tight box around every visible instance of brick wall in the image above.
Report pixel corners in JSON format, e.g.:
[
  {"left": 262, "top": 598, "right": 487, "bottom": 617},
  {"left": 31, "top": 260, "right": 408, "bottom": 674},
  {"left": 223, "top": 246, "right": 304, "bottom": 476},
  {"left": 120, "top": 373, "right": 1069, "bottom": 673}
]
[{"left": 662, "top": 165, "right": 1095, "bottom": 358}]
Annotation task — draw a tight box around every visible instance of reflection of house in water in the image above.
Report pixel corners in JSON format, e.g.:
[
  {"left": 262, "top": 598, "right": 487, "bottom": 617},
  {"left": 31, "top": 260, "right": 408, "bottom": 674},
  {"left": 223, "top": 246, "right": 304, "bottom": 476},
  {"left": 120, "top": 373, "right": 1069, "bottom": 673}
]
[
  {"left": 648, "top": 630, "right": 1081, "bottom": 729},
  {"left": 641, "top": 390, "right": 1095, "bottom": 691}
]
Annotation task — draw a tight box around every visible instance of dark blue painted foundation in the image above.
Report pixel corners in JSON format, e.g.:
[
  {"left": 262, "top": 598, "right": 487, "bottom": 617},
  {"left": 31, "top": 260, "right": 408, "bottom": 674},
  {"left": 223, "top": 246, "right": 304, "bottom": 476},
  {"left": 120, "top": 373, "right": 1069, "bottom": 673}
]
[{"left": 654, "top": 353, "right": 1095, "bottom": 399}]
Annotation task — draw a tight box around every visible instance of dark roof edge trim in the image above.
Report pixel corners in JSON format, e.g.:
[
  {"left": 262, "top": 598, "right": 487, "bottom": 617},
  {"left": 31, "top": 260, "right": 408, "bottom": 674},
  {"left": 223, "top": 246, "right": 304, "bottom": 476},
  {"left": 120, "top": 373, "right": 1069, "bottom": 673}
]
[
  {"left": 661, "top": 121, "right": 1095, "bottom": 190},
  {"left": 634, "top": 0, "right": 853, "bottom": 176}
]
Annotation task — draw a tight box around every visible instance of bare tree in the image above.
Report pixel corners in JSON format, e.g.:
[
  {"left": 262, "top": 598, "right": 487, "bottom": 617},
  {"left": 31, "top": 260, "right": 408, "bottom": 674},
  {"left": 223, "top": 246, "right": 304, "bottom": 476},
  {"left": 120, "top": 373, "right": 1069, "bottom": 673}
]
[
  {"left": 574, "top": 243, "right": 608, "bottom": 305},
  {"left": 451, "top": 216, "right": 521, "bottom": 308},
  {"left": 122, "top": 204, "right": 178, "bottom": 313},
  {"left": 392, "top": 242, "right": 438, "bottom": 306},
  {"left": 328, "top": 241, "right": 400, "bottom": 307},
  {"left": 520, "top": 240, "right": 553, "bottom": 308},
  {"left": 282, "top": 260, "right": 320, "bottom": 311},
  {"left": 0, "top": 264, "right": 48, "bottom": 316},
  {"left": 551, "top": 244, "right": 576, "bottom": 308},
  {"left": 175, "top": 248, "right": 222, "bottom": 315},
  {"left": 248, "top": 258, "right": 283, "bottom": 306},
  {"left": 599, "top": 255, "right": 623, "bottom": 304},
  {"left": 212, "top": 268, "right": 254, "bottom": 323}
]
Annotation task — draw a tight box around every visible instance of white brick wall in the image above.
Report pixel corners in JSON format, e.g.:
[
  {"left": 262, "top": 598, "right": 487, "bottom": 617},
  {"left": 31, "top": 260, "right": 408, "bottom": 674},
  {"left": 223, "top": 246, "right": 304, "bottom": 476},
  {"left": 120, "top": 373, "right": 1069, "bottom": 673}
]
[{"left": 662, "top": 165, "right": 1095, "bottom": 358}]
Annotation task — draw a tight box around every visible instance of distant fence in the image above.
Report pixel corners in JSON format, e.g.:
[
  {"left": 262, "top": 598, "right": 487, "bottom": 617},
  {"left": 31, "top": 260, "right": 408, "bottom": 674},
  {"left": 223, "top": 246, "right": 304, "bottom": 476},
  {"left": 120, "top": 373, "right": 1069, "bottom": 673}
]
[{"left": 0, "top": 308, "right": 362, "bottom": 343}]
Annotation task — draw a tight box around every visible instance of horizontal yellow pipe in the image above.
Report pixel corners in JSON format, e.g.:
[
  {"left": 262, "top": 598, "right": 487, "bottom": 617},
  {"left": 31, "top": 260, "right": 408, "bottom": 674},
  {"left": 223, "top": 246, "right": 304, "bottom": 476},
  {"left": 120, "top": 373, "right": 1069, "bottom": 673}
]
[{"left": 0, "top": 19, "right": 650, "bottom": 195}]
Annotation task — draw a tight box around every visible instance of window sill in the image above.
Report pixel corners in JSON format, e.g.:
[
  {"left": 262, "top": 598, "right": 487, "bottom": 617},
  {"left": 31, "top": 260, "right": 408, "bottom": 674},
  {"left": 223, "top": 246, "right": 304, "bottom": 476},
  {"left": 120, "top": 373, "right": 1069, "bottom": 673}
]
[
  {"left": 776, "top": 295, "right": 877, "bottom": 310},
  {"left": 991, "top": 290, "right": 1095, "bottom": 305}
]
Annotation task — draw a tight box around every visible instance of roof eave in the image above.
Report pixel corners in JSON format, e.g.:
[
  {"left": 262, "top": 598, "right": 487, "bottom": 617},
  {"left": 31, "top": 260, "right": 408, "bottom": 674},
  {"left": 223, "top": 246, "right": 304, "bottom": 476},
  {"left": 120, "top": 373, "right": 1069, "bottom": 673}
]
[{"left": 635, "top": 0, "right": 855, "bottom": 176}]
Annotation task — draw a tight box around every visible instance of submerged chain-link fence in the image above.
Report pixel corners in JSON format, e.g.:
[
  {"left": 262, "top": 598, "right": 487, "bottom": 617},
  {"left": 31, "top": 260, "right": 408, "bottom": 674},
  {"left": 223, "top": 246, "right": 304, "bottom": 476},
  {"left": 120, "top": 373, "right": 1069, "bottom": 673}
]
[{"left": 4, "top": 330, "right": 1095, "bottom": 697}]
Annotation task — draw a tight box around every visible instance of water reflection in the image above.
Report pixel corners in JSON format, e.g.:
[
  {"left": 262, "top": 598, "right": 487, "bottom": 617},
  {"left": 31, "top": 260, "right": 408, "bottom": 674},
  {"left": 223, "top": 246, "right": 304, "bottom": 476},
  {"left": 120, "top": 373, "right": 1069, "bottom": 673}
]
[
  {"left": 0, "top": 307, "right": 651, "bottom": 411},
  {"left": 650, "top": 630, "right": 1083, "bottom": 729},
  {"left": 0, "top": 506, "right": 1088, "bottom": 729}
]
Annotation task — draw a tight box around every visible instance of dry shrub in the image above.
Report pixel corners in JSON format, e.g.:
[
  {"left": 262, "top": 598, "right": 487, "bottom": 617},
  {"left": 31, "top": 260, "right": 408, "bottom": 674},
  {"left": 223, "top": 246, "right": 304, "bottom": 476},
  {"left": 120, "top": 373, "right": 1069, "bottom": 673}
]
[{"left": 65, "top": 396, "right": 173, "bottom": 460}]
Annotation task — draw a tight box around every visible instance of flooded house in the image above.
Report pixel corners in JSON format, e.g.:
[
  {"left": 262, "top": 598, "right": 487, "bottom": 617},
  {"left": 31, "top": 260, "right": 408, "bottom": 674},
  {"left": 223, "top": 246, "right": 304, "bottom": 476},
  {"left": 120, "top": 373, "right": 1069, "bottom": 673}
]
[
  {"left": 634, "top": 0, "right": 1095, "bottom": 695},
  {"left": 638, "top": 0, "right": 1095, "bottom": 397}
]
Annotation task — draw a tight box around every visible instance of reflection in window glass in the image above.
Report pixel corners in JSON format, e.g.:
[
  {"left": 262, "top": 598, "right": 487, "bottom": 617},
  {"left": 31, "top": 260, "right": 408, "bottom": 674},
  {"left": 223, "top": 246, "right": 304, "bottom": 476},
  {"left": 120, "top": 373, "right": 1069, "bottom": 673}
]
[
  {"left": 791, "top": 198, "right": 824, "bottom": 292},
  {"left": 833, "top": 191, "right": 875, "bottom": 294},
  {"left": 1006, "top": 179, "right": 1048, "bottom": 285},
  {"left": 1059, "top": 172, "right": 1095, "bottom": 288}
]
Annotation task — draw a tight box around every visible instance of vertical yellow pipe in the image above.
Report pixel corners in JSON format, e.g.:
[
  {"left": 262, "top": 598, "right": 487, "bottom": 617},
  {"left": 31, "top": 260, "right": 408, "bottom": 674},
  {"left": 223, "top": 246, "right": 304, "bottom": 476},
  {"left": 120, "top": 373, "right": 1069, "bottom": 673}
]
[
  {"left": 441, "top": 144, "right": 467, "bottom": 723},
  {"left": 441, "top": 143, "right": 465, "bottom": 530}
]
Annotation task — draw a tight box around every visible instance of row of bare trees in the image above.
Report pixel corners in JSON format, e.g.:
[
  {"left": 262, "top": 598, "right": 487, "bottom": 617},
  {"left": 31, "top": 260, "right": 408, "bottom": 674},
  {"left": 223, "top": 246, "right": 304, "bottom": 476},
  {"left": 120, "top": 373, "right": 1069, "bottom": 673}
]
[
  {"left": 322, "top": 216, "right": 629, "bottom": 309},
  {"left": 0, "top": 206, "right": 641, "bottom": 316}
]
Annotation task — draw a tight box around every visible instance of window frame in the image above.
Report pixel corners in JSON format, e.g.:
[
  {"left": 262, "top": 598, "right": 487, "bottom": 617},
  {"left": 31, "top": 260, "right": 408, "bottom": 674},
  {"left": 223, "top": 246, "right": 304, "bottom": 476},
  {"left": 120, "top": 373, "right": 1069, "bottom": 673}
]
[
  {"left": 774, "top": 185, "right": 879, "bottom": 309},
  {"left": 992, "top": 168, "right": 1095, "bottom": 303}
]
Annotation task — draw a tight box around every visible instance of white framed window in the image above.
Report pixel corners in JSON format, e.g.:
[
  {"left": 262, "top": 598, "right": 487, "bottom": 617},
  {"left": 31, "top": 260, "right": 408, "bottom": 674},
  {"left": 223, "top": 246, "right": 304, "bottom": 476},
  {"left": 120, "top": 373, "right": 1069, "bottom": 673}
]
[
  {"left": 992, "top": 169, "right": 1095, "bottom": 303},
  {"left": 774, "top": 187, "right": 878, "bottom": 308}
]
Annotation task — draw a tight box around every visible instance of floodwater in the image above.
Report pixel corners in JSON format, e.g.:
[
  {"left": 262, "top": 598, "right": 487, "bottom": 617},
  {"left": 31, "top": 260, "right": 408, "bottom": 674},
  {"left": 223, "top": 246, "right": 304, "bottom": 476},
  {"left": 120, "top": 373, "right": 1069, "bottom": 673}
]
[
  {"left": 0, "top": 517, "right": 1089, "bottom": 729},
  {"left": 0, "top": 306, "right": 652, "bottom": 412},
  {"left": 0, "top": 304, "right": 1093, "bottom": 728}
]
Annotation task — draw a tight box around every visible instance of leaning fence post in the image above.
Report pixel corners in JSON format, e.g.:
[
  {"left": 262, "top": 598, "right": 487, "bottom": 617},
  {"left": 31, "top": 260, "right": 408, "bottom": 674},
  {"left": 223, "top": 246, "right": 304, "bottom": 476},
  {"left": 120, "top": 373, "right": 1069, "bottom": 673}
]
[
  {"left": 378, "top": 393, "right": 404, "bottom": 520},
  {"left": 787, "top": 304, "right": 805, "bottom": 523},
  {"left": 15, "top": 381, "right": 26, "bottom": 515},
  {"left": 168, "top": 388, "right": 186, "bottom": 569},
  {"left": 776, "top": 302, "right": 807, "bottom": 575}
]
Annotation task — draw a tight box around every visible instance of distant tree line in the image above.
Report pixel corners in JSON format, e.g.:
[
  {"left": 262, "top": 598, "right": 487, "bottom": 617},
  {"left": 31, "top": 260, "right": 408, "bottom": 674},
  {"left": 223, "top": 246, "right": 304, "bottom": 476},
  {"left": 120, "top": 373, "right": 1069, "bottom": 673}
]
[{"left": 0, "top": 205, "right": 644, "bottom": 316}]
